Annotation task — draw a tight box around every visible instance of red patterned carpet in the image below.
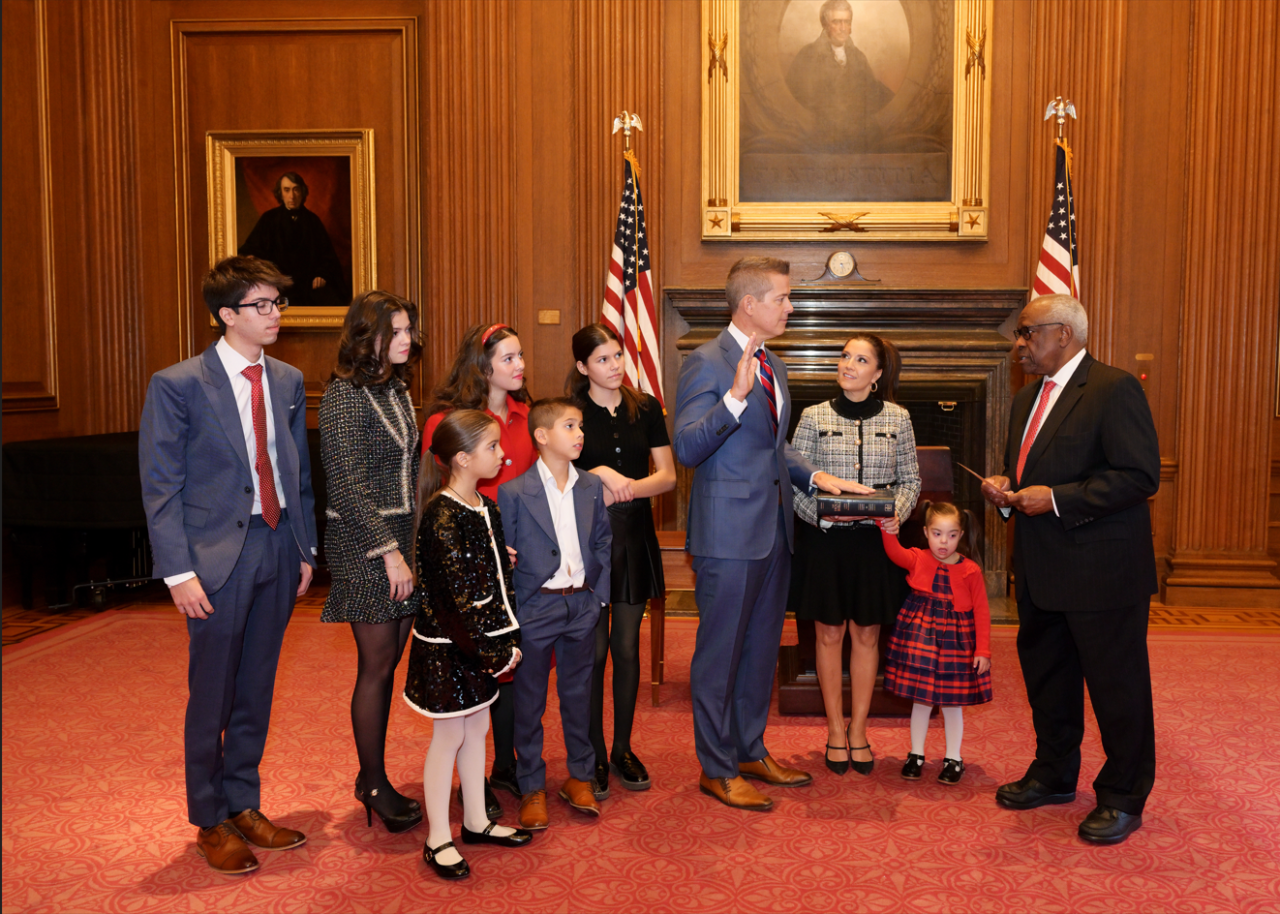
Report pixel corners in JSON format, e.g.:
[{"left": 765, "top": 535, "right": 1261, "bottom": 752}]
[{"left": 3, "top": 611, "right": 1279, "bottom": 914}]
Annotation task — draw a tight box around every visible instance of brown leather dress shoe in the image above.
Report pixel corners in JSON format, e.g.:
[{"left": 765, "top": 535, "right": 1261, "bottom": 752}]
[
  {"left": 518, "top": 789, "right": 550, "bottom": 830},
  {"left": 738, "top": 755, "right": 813, "bottom": 787},
  {"left": 558, "top": 777, "right": 601, "bottom": 816},
  {"left": 698, "top": 773, "right": 773, "bottom": 810},
  {"left": 229, "top": 809, "right": 307, "bottom": 850},
  {"left": 196, "top": 822, "right": 259, "bottom": 875}
]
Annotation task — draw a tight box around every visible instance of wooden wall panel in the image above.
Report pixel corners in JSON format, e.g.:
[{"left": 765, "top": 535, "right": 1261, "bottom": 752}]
[{"left": 1166, "top": 0, "right": 1280, "bottom": 607}]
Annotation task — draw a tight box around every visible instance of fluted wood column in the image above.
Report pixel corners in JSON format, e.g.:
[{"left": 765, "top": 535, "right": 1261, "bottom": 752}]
[{"left": 1165, "top": 0, "right": 1280, "bottom": 607}]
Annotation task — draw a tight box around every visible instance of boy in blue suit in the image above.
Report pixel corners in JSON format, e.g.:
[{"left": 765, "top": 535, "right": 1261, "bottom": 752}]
[{"left": 498, "top": 398, "right": 612, "bottom": 831}]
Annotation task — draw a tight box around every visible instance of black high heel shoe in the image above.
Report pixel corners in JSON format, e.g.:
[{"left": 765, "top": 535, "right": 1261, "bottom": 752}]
[
  {"left": 355, "top": 773, "right": 421, "bottom": 813},
  {"left": 355, "top": 775, "right": 423, "bottom": 833},
  {"left": 460, "top": 821, "right": 533, "bottom": 848},
  {"left": 824, "top": 737, "right": 850, "bottom": 775},
  {"left": 423, "top": 841, "right": 470, "bottom": 880},
  {"left": 846, "top": 724, "right": 874, "bottom": 776}
]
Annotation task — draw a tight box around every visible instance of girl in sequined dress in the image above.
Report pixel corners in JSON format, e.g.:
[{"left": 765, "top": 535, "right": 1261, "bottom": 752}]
[{"left": 403, "top": 410, "right": 532, "bottom": 879}]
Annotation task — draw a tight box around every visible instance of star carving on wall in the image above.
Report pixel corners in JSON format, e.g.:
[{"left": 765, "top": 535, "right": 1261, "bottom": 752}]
[
  {"left": 708, "top": 213, "right": 725, "bottom": 229},
  {"left": 965, "top": 212, "right": 982, "bottom": 228}
]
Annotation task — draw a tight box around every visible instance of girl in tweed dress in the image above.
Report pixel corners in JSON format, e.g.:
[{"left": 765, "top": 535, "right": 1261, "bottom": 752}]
[
  {"left": 319, "top": 292, "right": 424, "bottom": 832},
  {"left": 789, "top": 334, "right": 920, "bottom": 776},
  {"left": 880, "top": 502, "right": 992, "bottom": 785}
]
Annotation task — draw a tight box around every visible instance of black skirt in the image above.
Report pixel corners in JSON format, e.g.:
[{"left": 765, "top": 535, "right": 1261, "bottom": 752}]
[
  {"left": 606, "top": 498, "right": 665, "bottom": 605},
  {"left": 788, "top": 521, "right": 907, "bottom": 627}
]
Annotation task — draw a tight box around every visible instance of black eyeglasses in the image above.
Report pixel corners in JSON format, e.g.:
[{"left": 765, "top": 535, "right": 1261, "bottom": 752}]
[
  {"left": 233, "top": 296, "right": 290, "bottom": 315},
  {"left": 1012, "top": 322, "right": 1063, "bottom": 341}
]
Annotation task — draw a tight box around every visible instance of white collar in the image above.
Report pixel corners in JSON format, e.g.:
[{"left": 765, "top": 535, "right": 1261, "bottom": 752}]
[
  {"left": 727, "top": 321, "right": 765, "bottom": 355},
  {"left": 216, "top": 336, "right": 266, "bottom": 376},
  {"left": 536, "top": 457, "right": 578, "bottom": 494},
  {"left": 1045, "top": 348, "right": 1088, "bottom": 388}
]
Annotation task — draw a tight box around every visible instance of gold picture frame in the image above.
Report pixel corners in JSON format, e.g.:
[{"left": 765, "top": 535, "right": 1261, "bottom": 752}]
[
  {"left": 206, "top": 129, "right": 376, "bottom": 329},
  {"left": 702, "top": 0, "right": 992, "bottom": 241}
]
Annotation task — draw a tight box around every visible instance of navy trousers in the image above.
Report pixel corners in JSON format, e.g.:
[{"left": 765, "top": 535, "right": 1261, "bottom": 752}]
[
  {"left": 1016, "top": 596, "right": 1156, "bottom": 814},
  {"left": 185, "top": 513, "right": 300, "bottom": 828},
  {"left": 690, "top": 509, "right": 791, "bottom": 778},
  {"left": 513, "top": 589, "right": 601, "bottom": 794}
]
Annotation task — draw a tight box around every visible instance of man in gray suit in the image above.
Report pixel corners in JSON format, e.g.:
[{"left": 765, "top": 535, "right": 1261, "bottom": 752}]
[
  {"left": 139, "top": 256, "right": 318, "bottom": 874},
  {"left": 674, "top": 256, "right": 871, "bottom": 810}
]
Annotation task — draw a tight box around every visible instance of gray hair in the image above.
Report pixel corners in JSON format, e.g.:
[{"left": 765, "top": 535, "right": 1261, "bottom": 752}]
[
  {"left": 1030, "top": 293, "right": 1089, "bottom": 344},
  {"left": 820, "top": 0, "right": 853, "bottom": 28}
]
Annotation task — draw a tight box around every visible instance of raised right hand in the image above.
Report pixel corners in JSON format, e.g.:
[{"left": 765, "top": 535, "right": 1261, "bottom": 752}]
[
  {"left": 729, "top": 332, "right": 761, "bottom": 402},
  {"left": 383, "top": 549, "right": 415, "bottom": 602},
  {"left": 170, "top": 577, "right": 215, "bottom": 619}
]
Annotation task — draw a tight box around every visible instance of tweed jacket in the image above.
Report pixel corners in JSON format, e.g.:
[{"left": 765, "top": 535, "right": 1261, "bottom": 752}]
[
  {"left": 319, "top": 377, "right": 419, "bottom": 561},
  {"left": 791, "top": 397, "right": 921, "bottom": 528}
]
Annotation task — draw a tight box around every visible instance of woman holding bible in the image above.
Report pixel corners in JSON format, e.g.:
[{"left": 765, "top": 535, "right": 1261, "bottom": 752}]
[{"left": 788, "top": 333, "right": 921, "bottom": 776}]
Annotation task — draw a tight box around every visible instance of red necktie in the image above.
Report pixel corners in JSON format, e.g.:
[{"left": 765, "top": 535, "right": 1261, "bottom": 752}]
[
  {"left": 754, "top": 349, "right": 779, "bottom": 434},
  {"left": 1015, "top": 379, "right": 1057, "bottom": 485},
  {"left": 241, "top": 364, "right": 281, "bottom": 529}
]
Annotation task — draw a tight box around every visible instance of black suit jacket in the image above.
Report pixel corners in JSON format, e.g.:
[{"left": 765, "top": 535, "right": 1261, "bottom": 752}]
[{"left": 1003, "top": 353, "right": 1160, "bottom": 612}]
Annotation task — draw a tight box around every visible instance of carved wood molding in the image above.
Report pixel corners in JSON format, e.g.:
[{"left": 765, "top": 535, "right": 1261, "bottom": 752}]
[
  {"left": 1027, "top": 0, "right": 1126, "bottom": 366},
  {"left": 1168, "top": 0, "right": 1280, "bottom": 603}
]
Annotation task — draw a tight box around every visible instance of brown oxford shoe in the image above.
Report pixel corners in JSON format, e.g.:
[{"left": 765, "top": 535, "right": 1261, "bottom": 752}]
[
  {"left": 229, "top": 809, "right": 307, "bottom": 850},
  {"left": 558, "top": 777, "right": 601, "bottom": 816},
  {"left": 518, "top": 789, "right": 550, "bottom": 830},
  {"left": 196, "top": 821, "right": 259, "bottom": 875},
  {"left": 698, "top": 773, "right": 773, "bottom": 810},
  {"left": 738, "top": 755, "right": 813, "bottom": 788}
]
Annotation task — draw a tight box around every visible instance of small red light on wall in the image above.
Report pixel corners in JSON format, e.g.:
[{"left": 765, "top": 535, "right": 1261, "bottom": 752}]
[{"left": 1140, "top": 373, "right": 1148, "bottom": 380}]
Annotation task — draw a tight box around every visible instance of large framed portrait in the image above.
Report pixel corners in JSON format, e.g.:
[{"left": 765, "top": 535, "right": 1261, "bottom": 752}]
[
  {"left": 702, "top": 0, "right": 992, "bottom": 241},
  {"left": 206, "top": 129, "right": 376, "bottom": 329}
]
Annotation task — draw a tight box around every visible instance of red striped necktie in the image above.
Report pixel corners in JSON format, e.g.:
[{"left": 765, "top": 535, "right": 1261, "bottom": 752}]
[
  {"left": 241, "top": 364, "right": 281, "bottom": 529},
  {"left": 1015, "top": 379, "right": 1056, "bottom": 485},
  {"left": 754, "top": 349, "right": 779, "bottom": 434}
]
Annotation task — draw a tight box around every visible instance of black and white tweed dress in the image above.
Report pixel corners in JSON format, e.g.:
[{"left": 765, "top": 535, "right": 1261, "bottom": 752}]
[{"left": 319, "top": 377, "right": 421, "bottom": 624}]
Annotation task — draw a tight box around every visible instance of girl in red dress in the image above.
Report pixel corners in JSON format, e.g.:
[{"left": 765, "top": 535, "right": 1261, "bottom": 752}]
[{"left": 879, "top": 502, "right": 992, "bottom": 785}]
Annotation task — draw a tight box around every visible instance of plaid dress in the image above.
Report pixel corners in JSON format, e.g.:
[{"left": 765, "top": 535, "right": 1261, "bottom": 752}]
[{"left": 883, "top": 561, "right": 993, "bottom": 706}]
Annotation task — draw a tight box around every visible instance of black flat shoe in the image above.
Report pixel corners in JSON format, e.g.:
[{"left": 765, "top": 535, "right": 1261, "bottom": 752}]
[
  {"left": 592, "top": 760, "right": 611, "bottom": 800},
  {"left": 938, "top": 758, "right": 965, "bottom": 785},
  {"left": 610, "top": 750, "right": 651, "bottom": 791},
  {"left": 1078, "top": 806, "right": 1143, "bottom": 845},
  {"left": 355, "top": 776, "right": 423, "bottom": 833},
  {"left": 489, "top": 766, "right": 521, "bottom": 797},
  {"left": 824, "top": 743, "right": 850, "bottom": 776},
  {"left": 423, "top": 841, "right": 470, "bottom": 879},
  {"left": 456, "top": 779, "right": 502, "bottom": 821},
  {"left": 460, "top": 821, "right": 534, "bottom": 848},
  {"left": 901, "top": 753, "right": 925, "bottom": 780},
  {"left": 995, "top": 776, "right": 1077, "bottom": 810},
  {"left": 846, "top": 724, "right": 874, "bottom": 776}
]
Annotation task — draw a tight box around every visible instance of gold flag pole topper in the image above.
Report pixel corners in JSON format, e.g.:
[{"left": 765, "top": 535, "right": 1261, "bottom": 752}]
[{"left": 612, "top": 111, "right": 644, "bottom": 356}]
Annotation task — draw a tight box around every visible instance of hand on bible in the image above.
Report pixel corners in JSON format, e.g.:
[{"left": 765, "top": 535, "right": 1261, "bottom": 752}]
[
  {"left": 877, "top": 513, "right": 901, "bottom": 535},
  {"left": 812, "top": 472, "right": 875, "bottom": 497}
]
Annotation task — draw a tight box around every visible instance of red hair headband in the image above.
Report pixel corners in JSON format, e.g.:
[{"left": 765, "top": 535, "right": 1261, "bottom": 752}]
[{"left": 480, "top": 323, "right": 510, "bottom": 345}]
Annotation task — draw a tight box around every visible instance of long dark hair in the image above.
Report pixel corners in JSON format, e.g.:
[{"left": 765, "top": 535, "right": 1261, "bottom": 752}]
[
  {"left": 565, "top": 323, "right": 644, "bottom": 423},
  {"left": 921, "top": 500, "right": 984, "bottom": 568},
  {"left": 427, "top": 324, "right": 531, "bottom": 417},
  {"left": 844, "top": 332, "right": 902, "bottom": 403},
  {"left": 412, "top": 409, "right": 502, "bottom": 571},
  {"left": 330, "top": 291, "right": 422, "bottom": 387}
]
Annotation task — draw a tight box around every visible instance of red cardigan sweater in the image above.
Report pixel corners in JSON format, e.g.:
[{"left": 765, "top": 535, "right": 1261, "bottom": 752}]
[{"left": 881, "top": 529, "right": 991, "bottom": 659}]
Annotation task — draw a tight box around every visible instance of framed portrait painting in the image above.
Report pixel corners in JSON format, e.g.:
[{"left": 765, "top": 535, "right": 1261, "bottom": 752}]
[
  {"left": 702, "top": 0, "right": 992, "bottom": 241},
  {"left": 206, "top": 129, "right": 376, "bottom": 329}
]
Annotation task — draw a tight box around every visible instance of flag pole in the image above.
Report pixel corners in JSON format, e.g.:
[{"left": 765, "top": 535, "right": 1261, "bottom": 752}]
[{"left": 1043, "top": 97, "right": 1078, "bottom": 296}]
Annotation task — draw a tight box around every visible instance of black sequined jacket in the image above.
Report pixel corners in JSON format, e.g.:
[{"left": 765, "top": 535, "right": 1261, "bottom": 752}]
[{"left": 412, "top": 492, "right": 520, "bottom": 671}]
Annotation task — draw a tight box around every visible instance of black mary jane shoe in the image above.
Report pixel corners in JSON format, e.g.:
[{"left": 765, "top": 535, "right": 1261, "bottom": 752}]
[
  {"left": 592, "top": 761, "right": 611, "bottom": 800},
  {"left": 824, "top": 742, "right": 850, "bottom": 776},
  {"left": 1078, "top": 806, "right": 1143, "bottom": 845},
  {"left": 937, "top": 758, "right": 965, "bottom": 786},
  {"left": 610, "top": 750, "right": 652, "bottom": 791},
  {"left": 489, "top": 766, "right": 521, "bottom": 798},
  {"left": 456, "top": 779, "right": 503, "bottom": 821},
  {"left": 460, "top": 821, "right": 534, "bottom": 848},
  {"left": 423, "top": 841, "right": 470, "bottom": 880},
  {"left": 846, "top": 724, "right": 874, "bottom": 776},
  {"left": 901, "top": 753, "right": 925, "bottom": 780},
  {"left": 355, "top": 775, "right": 423, "bottom": 833}
]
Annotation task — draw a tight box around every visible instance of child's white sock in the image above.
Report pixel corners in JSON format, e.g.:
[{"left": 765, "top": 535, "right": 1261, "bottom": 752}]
[
  {"left": 942, "top": 706, "right": 964, "bottom": 760},
  {"left": 910, "top": 702, "right": 932, "bottom": 756}
]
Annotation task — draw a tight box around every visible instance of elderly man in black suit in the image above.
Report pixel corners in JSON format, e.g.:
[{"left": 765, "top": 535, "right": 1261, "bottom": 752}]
[{"left": 981, "top": 293, "right": 1159, "bottom": 845}]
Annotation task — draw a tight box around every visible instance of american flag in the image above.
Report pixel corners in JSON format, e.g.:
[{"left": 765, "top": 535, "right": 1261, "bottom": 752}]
[
  {"left": 601, "top": 152, "right": 664, "bottom": 407},
  {"left": 1032, "top": 139, "right": 1080, "bottom": 298}
]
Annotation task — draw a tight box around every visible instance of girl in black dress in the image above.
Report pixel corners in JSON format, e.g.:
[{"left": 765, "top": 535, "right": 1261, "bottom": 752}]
[
  {"left": 567, "top": 323, "right": 676, "bottom": 795},
  {"left": 403, "top": 410, "right": 532, "bottom": 879}
]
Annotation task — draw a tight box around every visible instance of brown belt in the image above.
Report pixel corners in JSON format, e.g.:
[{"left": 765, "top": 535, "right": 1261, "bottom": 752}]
[{"left": 539, "top": 584, "right": 589, "bottom": 595}]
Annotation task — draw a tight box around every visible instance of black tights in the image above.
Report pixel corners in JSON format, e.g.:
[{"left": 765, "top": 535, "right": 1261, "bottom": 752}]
[
  {"left": 489, "top": 679, "right": 516, "bottom": 773},
  {"left": 589, "top": 600, "right": 647, "bottom": 762},
  {"left": 350, "top": 617, "right": 415, "bottom": 799}
]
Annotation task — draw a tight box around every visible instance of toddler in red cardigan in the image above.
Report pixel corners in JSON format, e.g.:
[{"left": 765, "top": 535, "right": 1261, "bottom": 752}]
[{"left": 879, "top": 502, "right": 992, "bottom": 785}]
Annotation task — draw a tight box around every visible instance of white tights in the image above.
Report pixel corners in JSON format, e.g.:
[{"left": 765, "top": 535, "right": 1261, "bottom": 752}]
[
  {"left": 422, "top": 706, "right": 515, "bottom": 865},
  {"left": 909, "top": 703, "right": 965, "bottom": 761}
]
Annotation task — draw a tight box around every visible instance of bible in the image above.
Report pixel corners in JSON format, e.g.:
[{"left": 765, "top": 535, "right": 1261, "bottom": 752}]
[{"left": 814, "top": 493, "right": 896, "bottom": 518}]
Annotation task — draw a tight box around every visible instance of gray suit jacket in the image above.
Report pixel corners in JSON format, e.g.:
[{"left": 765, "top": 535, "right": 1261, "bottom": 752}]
[
  {"left": 497, "top": 464, "right": 611, "bottom": 610},
  {"left": 673, "top": 328, "right": 819, "bottom": 560},
  {"left": 139, "top": 343, "right": 318, "bottom": 593}
]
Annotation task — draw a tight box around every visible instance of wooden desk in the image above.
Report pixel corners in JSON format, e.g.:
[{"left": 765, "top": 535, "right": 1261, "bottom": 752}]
[{"left": 650, "top": 531, "right": 694, "bottom": 705}]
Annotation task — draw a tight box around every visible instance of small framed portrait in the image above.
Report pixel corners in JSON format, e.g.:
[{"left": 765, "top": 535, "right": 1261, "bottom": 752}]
[
  {"left": 702, "top": 0, "right": 992, "bottom": 241},
  {"left": 206, "top": 129, "right": 375, "bottom": 329}
]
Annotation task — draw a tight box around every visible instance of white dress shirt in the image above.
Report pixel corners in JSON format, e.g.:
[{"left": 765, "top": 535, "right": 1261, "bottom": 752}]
[
  {"left": 722, "top": 321, "right": 784, "bottom": 421},
  {"left": 536, "top": 458, "right": 586, "bottom": 590},
  {"left": 1008, "top": 347, "right": 1089, "bottom": 517}
]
